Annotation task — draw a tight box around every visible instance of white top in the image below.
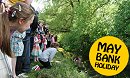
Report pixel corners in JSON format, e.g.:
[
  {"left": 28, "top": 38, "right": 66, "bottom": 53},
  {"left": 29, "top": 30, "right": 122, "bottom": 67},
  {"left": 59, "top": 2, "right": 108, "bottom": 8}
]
[
  {"left": 0, "top": 50, "right": 9, "bottom": 78},
  {"left": 39, "top": 48, "right": 57, "bottom": 62},
  {"left": 44, "top": 39, "right": 47, "bottom": 45}
]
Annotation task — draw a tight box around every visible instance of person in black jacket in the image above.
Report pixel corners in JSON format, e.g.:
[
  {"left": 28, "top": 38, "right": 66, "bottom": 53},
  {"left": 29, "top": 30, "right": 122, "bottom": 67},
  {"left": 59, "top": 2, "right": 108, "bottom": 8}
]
[{"left": 15, "top": 0, "right": 39, "bottom": 75}]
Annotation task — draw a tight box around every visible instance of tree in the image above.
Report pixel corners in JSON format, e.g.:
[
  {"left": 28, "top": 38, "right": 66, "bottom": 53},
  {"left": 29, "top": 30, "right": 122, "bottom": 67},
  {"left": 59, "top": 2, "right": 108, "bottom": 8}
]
[{"left": 39, "top": 0, "right": 130, "bottom": 77}]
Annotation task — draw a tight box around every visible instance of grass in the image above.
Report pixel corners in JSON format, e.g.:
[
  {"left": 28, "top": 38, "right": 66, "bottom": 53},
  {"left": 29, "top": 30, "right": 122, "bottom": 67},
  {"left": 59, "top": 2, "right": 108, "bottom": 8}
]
[{"left": 27, "top": 52, "right": 88, "bottom": 78}]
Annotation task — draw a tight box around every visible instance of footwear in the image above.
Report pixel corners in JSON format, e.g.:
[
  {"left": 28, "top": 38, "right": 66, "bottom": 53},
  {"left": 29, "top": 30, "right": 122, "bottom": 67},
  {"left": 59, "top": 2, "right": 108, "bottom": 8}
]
[
  {"left": 13, "top": 76, "right": 19, "bottom": 78},
  {"left": 16, "top": 76, "right": 20, "bottom": 78},
  {"left": 18, "top": 73, "right": 28, "bottom": 78},
  {"left": 32, "top": 65, "right": 38, "bottom": 70},
  {"left": 32, "top": 65, "right": 40, "bottom": 71}
]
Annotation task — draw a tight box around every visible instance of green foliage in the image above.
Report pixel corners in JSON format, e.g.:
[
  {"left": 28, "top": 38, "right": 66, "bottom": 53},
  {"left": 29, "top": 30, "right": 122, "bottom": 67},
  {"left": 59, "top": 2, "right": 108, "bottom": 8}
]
[
  {"left": 39, "top": 0, "right": 118, "bottom": 59},
  {"left": 39, "top": 0, "right": 130, "bottom": 77},
  {"left": 49, "top": 0, "right": 119, "bottom": 59},
  {"left": 113, "top": 0, "right": 130, "bottom": 46},
  {"left": 113, "top": 1, "right": 130, "bottom": 73},
  {"left": 27, "top": 53, "right": 88, "bottom": 78},
  {"left": 39, "top": 0, "right": 74, "bottom": 33}
]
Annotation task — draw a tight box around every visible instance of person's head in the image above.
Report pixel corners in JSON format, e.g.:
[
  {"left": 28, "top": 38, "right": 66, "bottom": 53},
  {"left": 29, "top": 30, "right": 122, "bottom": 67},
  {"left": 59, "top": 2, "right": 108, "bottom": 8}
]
[
  {"left": 54, "top": 35, "right": 57, "bottom": 42},
  {"left": 43, "top": 23, "right": 46, "bottom": 27},
  {"left": 39, "top": 22, "right": 43, "bottom": 27},
  {"left": 24, "top": 0, "right": 33, "bottom": 5},
  {"left": 50, "top": 42, "right": 59, "bottom": 48},
  {"left": 51, "top": 34, "right": 54, "bottom": 37},
  {"left": 0, "top": 2, "right": 12, "bottom": 57},
  {"left": 9, "top": 2, "right": 35, "bottom": 33}
]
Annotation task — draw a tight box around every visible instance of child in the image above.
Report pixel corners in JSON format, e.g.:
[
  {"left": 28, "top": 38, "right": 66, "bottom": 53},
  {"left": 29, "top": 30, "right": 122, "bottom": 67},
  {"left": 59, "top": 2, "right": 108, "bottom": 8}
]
[
  {"left": 31, "top": 33, "right": 42, "bottom": 62},
  {"left": 44, "top": 35, "right": 47, "bottom": 50},
  {"left": 51, "top": 34, "right": 55, "bottom": 43},
  {"left": 46, "top": 32, "right": 51, "bottom": 48},
  {"left": 38, "top": 21, "right": 44, "bottom": 33},
  {"left": 37, "top": 32, "right": 42, "bottom": 48},
  {"left": 0, "top": 1, "right": 13, "bottom": 78},
  {"left": 9, "top": 2, "right": 35, "bottom": 78},
  {"left": 41, "top": 33, "right": 46, "bottom": 51},
  {"left": 39, "top": 42, "right": 59, "bottom": 69}
]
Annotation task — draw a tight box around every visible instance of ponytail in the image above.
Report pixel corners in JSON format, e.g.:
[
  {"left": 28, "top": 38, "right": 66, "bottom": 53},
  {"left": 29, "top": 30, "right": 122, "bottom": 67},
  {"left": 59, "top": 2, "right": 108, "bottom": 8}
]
[
  {"left": 0, "top": 2, "right": 5, "bottom": 48},
  {"left": 0, "top": 2, "right": 13, "bottom": 57}
]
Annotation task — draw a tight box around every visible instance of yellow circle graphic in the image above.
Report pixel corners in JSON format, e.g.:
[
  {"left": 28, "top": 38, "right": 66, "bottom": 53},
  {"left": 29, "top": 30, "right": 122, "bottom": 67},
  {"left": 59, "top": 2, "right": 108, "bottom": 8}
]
[{"left": 89, "top": 36, "right": 129, "bottom": 76}]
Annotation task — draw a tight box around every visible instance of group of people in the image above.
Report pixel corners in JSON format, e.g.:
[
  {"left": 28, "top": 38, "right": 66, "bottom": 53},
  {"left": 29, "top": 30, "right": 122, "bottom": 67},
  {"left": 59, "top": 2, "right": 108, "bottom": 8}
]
[
  {"left": 31, "top": 21, "right": 58, "bottom": 63},
  {"left": 0, "top": 0, "right": 59, "bottom": 78}
]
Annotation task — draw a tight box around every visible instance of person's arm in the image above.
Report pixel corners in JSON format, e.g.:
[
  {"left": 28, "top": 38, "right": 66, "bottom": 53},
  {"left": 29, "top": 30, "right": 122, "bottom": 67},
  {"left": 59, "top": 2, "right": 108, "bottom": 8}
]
[
  {"left": 51, "top": 37, "right": 55, "bottom": 43},
  {"left": 11, "top": 56, "right": 16, "bottom": 78},
  {"left": 44, "top": 39, "right": 47, "bottom": 50},
  {"left": 48, "top": 49, "right": 57, "bottom": 62}
]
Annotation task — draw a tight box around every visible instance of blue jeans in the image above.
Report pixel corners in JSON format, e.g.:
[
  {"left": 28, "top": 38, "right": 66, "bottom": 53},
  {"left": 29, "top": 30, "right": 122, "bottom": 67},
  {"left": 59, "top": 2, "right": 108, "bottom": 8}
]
[{"left": 22, "top": 29, "right": 31, "bottom": 73}]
